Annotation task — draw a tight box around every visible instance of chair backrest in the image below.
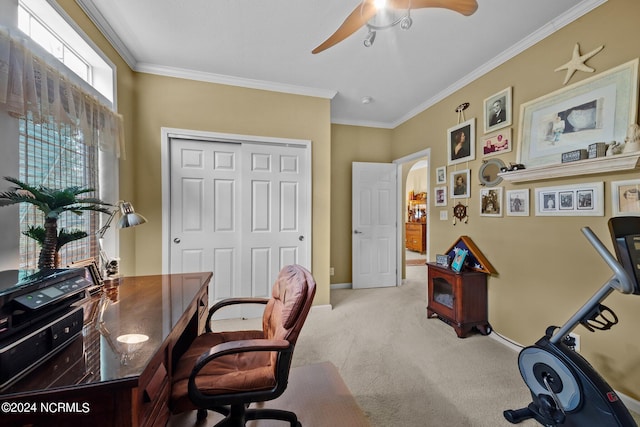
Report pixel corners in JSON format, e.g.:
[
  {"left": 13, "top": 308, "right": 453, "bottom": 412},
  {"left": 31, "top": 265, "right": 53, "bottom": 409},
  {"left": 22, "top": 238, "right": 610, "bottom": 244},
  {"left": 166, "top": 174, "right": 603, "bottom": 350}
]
[{"left": 262, "top": 264, "right": 316, "bottom": 345}]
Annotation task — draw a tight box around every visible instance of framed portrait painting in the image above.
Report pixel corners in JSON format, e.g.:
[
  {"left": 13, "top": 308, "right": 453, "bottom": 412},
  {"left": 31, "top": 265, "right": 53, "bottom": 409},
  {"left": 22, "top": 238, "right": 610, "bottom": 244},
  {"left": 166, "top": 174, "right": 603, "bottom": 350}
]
[
  {"left": 484, "top": 87, "right": 512, "bottom": 134},
  {"left": 450, "top": 169, "right": 470, "bottom": 199},
  {"left": 447, "top": 118, "right": 475, "bottom": 166},
  {"left": 611, "top": 179, "right": 640, "bottom": 216}
]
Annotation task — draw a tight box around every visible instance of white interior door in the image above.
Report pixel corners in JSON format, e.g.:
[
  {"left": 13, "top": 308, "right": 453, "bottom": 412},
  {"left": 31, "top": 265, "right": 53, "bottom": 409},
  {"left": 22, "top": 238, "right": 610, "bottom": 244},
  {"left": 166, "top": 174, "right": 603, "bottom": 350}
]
[
  {"left": 352, "top": 162, "right": 398, "bottom": 289},
  {"left": 169, "top": 136, "right": 310, "bottom": 317}
]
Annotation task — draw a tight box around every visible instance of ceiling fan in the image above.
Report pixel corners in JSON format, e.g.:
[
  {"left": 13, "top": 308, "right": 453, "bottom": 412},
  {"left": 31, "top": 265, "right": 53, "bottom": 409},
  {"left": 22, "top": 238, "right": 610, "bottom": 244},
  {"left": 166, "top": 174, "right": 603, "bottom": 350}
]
[{"left": 312, "top": 0, "right": 479, "bottom": 54}]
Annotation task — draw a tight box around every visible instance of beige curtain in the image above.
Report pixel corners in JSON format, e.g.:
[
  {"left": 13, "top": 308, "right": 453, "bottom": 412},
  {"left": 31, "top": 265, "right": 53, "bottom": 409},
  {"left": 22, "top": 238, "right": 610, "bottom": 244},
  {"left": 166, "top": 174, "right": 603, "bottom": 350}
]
[{"left": 0, "top": 26, "right": 125, "bottom": 158}]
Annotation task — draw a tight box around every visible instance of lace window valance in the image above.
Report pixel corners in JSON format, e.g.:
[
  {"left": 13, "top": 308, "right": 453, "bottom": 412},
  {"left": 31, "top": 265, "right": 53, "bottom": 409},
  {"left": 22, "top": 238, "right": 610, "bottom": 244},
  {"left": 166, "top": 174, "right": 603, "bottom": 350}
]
[{"left": 0, "top": 26, "right": 125, "bottom": 158}]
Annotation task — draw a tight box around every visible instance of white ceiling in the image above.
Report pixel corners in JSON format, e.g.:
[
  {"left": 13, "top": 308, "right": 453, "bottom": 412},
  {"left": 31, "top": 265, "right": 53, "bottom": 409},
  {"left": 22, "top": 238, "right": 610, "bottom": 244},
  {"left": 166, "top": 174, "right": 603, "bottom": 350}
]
[{"left": 76, "top": 0, "right": 602, "bottom": 128}]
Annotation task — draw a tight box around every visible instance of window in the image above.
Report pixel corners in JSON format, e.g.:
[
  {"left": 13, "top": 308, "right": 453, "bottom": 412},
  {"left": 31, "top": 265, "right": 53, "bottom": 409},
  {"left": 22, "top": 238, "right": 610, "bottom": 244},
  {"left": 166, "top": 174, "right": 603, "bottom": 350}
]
[{"left": 11, "top": 0, "right": 116, "bottom": 269}]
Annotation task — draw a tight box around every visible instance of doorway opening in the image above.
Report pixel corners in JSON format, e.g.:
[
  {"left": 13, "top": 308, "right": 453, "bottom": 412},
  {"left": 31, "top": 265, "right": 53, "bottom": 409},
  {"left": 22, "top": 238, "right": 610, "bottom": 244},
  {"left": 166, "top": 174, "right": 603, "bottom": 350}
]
[{"left": 394, "top": 148, "right": 430, "bottom": 285}]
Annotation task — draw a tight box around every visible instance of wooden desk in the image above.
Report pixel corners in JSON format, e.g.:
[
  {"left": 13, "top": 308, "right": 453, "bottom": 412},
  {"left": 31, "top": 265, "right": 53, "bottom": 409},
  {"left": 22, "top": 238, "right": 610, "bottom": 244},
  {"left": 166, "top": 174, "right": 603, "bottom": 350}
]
[{"left": 0, "top": 272, "right": 211, "bottom": 427}]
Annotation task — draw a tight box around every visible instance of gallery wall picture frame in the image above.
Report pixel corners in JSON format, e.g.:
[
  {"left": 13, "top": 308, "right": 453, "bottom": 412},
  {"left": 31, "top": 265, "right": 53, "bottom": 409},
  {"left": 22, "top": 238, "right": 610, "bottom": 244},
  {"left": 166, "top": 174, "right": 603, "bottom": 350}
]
[
  {"left": 506, "top": 189, "right": 529, "bottom": 216},
  {"left": 482, "top": 128, "right": 512, "bottom": 157},
  {"left": 535, "top": 182, "right": 604, "bottom": 216},
  {"left": 447, "top": 118, "right": 475, "bottom": 166},
  {"left": 450, "top": 169, "right": 470, "bottom": 199},
  {"left": 484, "top": 87, "right": 512, "bottom": 134},
  {"left": 434, "top": 186, "right": 447, "bottom": 206},
  {"left": 479, "top": 187, "right": 503, "bottom": 217},
  {"left": 611, "top": 179, "right": 640, "bottom": 216},
  {"left": 517, "top": 58, "right": 639, "bottom": 168},
  {"left": 436, "top": 166, "right": 447, "bottom": 184}
]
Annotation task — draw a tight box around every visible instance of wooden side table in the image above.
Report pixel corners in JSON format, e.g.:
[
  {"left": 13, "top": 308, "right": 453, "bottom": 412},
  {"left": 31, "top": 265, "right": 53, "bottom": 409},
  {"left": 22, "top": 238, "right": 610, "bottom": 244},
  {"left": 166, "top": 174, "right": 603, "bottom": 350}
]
[{"left": 426, "top": 263, "right": 491, "bottom": 338}]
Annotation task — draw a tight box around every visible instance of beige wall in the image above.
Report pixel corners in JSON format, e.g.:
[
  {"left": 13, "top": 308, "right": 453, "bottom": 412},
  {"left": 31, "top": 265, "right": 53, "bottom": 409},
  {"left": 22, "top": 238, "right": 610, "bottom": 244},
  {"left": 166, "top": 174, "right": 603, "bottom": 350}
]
[
  {"left": 61, "top": 0, "right": 640, "bottom": 399},
  {"left": 330, "top": 125, "right": 393, "bottom": 284},
  {"left": 132, "top": 74, "right": 332, "bottom": 306},
  {"left": 390, "top": 0, "right": 640, "bottom": 399},
  {"left": 59, "top": 1, "right": 332, "bottom": 306}
]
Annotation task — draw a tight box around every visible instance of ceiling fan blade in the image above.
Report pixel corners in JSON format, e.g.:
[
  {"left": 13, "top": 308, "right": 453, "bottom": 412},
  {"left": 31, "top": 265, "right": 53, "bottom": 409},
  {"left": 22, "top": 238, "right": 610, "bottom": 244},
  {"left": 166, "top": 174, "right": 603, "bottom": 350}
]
[
  {"left": 312, "top": 0, "right": 377, "bottom": 54},
  {"left": 389, "top": 0, "right": 478, "bottom": 16}
]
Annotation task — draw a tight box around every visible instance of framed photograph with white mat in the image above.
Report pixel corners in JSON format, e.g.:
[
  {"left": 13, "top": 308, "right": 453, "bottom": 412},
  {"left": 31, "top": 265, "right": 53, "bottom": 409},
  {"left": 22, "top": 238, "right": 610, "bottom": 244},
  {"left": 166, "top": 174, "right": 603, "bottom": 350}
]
[
  {"left": 611, "top": 179, "right": 640, "bottom": 216},
  {"left": 480, "top": 187, "right": 503, "bottom": 217},
  {"left": 506, "top": 189, "right": 529, "bottom": 216},
  {"left": 447, "top": 119, "right": 475, "bottom": 165},
  {"left": 517, "top": 59, "right": 638, "bottom": 168},
  {"left": 484, "top": 87, "right": 512, "bottom": 134},
  {"left": 434, "top": 186, "right": 447, "bottom": 206},
  {"left": 535, "top": 182, "right": 604, "bottom": 216}
]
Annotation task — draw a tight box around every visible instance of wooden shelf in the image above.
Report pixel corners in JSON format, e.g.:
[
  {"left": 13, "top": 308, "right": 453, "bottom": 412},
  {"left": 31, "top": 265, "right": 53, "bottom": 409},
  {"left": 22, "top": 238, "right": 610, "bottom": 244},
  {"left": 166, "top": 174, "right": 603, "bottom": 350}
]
[{"left": 498, "top": 152, "right": 640, "bottom": 183}]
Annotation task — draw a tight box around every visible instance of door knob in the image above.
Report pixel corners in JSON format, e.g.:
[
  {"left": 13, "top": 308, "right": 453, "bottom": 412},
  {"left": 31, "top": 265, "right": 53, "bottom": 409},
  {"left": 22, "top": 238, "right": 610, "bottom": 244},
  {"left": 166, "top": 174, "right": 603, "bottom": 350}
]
[
  {"left": 299, "top": 235, "right": 304, "bottom": 241},
  {"left": 173, "top": 238, "right": 181, "bottom": 244},
  {"left": 354, "top": 230, "right": 363, "bottom": 234}
]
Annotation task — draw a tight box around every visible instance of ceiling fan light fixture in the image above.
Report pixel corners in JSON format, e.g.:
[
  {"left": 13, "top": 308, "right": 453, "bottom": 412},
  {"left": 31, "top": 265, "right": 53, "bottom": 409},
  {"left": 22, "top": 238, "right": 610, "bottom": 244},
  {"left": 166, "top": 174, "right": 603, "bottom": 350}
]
[{"left": 364, "top": 30, "right": 376, "bottom": 47}]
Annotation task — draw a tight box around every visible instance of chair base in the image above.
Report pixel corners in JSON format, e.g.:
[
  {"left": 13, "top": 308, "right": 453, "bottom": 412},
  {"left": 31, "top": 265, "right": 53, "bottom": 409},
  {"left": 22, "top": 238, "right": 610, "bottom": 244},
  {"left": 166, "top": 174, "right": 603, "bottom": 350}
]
[{"left": 199, "top": 404, "right": 302, "bottom": 427}]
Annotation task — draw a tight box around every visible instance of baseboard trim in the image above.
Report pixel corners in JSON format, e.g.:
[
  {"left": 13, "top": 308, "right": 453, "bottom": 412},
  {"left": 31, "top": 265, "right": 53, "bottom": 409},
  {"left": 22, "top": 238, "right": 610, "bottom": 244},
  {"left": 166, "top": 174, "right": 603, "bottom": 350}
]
[
  {"left": 330, "top": 282, "right": 352, "bottom": 290},
  {"left": 489, "top": 331, "right": 640, "bottom": 414}
]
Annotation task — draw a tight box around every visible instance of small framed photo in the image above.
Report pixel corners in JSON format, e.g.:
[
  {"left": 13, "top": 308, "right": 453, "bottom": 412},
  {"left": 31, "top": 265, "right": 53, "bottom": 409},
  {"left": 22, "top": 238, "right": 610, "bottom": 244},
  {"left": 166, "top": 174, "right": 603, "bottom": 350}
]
[
  {"left": 484, "top": 87, "right": 512, "bottom": 134},
  {"left": 451, "top": 248, "right": 468, "bottom": 272},
  {"left": 506, "top": 189, "right": 529, "bottom": 216},
  {"left": 450, "top": 169, "right": 470, "bottom": 199},
  {"left": 480, "top": 187, "right": 503, "bottom": 217},
  {"left": 447, "top": 118, "right": 475, "bottom": 165},
  {"left": 434, "top": 186, "right": 447, "bottom": 206},
  {"left": 559, "top": 191, "right": 575, "bottom": 210},
  {"left": 611, "top": 179, "right": 640, "bottom": 216},
  {"left": 535, "top": 182, "right": 604, "bottom": 216},
  {"left": 436, "top": 166, "right": 447, "bottom": 184},
  {"left": 482, "top": 128, "right": 512, "bottom": 157}
]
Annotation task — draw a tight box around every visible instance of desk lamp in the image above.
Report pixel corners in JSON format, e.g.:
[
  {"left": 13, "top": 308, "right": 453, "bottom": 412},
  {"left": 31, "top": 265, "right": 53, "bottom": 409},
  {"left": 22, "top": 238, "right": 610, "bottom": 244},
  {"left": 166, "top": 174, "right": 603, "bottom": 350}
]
[{"left": 96, "top": 201, "right": 147, "bottom": 276}]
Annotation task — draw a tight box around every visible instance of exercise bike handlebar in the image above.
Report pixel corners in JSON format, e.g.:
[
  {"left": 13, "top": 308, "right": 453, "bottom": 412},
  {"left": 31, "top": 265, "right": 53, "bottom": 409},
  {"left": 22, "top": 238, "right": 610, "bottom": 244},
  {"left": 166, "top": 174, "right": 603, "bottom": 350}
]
[
  {"left": 581, "top": 227, "right": 635, "bottom": 295},
  {"left": 550, "top": 227, "right": 634, "bottom": 344}
]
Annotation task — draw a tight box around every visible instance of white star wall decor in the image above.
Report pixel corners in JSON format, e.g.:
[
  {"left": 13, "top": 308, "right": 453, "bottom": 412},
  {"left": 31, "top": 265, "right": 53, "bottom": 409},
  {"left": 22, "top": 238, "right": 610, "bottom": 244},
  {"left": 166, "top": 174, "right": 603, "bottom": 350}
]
[{"left": 554, "top": 43, "right": 604, "bottom": 85}]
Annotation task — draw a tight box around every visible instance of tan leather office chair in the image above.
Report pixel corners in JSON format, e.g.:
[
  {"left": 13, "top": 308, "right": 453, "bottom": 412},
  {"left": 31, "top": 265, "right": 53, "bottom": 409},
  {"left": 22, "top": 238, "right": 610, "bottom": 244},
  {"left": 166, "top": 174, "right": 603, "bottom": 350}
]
[{"left": 171, "top": 264, "right": 316, "bottom": 426}]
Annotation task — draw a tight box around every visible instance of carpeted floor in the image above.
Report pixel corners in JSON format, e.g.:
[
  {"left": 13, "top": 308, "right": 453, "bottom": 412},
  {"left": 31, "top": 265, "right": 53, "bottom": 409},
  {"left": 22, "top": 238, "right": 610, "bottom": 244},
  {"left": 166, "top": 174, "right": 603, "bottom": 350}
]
[
  {"left": 167, "top": 362, "right": 369, "bottom": 427},
  {"left": 169, "top": 263, "right": 640, "bottom": 426},
  {"left": 405, "top": 258, "right": 426, "bottom": 266}
]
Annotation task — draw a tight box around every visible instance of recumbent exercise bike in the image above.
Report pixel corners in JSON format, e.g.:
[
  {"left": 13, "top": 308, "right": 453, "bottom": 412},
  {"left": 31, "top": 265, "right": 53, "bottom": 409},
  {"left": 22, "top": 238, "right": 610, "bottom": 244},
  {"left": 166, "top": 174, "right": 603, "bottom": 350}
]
[{"left": 504, "top": 217, "right": 640, "bottom": 427}]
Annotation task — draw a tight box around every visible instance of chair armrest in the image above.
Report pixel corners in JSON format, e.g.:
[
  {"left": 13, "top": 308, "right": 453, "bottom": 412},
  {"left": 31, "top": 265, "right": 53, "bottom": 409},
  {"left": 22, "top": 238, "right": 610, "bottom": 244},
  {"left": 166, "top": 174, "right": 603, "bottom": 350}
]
[
  {"left": 187, "top": 338, "right": 293, "bottom": 405},
  {"left": 206, "top": 297, "right": 269, "bottom": 332}
]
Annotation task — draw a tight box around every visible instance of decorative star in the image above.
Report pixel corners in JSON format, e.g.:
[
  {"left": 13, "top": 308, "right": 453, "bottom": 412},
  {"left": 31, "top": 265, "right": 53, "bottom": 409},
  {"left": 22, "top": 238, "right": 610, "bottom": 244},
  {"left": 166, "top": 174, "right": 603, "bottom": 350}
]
[{"left": 554, "top": 43, "right": 604, "bottom": 85}]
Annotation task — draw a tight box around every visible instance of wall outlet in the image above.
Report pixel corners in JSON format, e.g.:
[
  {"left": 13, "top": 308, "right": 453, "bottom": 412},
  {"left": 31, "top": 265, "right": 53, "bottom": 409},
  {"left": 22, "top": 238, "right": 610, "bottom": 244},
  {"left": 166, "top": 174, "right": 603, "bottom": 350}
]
[
  {"left": 330, "top": 267, "right": 335, "bottom": 276},
  {"left": 567, "top": 332, "right": 581, "bottom": 352}
]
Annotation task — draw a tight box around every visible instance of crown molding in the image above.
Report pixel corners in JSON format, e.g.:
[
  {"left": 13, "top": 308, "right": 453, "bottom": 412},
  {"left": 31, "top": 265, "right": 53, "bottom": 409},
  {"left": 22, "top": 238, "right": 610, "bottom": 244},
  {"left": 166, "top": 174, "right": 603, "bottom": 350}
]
[
  {"left": 135, "top": 62, "right": 337, "bottom": 100},
  {"left": 74, "top": 0, "right": 137, "bottom": 69},
  {"left": 390, "top": 0, "right": 608, "bottom": 129},
  {"left": 76, "top": 0, "right": 606, "bottom": 127}
]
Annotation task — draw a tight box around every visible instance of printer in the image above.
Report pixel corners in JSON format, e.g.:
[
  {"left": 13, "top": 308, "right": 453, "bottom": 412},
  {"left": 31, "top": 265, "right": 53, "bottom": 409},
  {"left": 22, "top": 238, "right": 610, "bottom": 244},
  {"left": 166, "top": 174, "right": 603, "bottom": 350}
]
[{"left": 0, "top": 268, "right": 93, "bottom": 389}]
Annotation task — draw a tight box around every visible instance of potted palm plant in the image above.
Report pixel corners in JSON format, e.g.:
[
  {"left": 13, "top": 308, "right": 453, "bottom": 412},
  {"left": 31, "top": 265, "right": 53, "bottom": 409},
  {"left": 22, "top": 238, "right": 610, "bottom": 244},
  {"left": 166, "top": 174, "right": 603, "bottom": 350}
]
[{"left": 0, "top": 177, "right": 112, "bottom": 269}]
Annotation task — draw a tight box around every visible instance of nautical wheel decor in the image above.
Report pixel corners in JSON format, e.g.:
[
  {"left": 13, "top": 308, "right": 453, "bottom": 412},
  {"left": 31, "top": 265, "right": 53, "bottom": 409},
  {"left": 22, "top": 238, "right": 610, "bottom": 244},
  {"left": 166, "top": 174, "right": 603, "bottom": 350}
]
[{"left": 453, "top": 202, "right": 468, "bottom": 225}]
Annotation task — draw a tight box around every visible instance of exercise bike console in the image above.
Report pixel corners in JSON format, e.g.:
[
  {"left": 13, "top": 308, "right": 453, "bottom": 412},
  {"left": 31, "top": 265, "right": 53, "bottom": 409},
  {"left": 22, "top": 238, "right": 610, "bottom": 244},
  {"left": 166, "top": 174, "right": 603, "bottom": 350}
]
[{"left": 504, "top": 217, "right": 640, "bottom": 427}]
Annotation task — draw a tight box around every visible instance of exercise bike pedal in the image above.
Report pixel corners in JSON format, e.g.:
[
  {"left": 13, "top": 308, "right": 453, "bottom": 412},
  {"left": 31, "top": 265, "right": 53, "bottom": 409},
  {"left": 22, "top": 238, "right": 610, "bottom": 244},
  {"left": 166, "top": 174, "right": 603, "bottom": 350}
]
[{"left": 503, "top": 406, "right": 535, "bottom": 423}]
